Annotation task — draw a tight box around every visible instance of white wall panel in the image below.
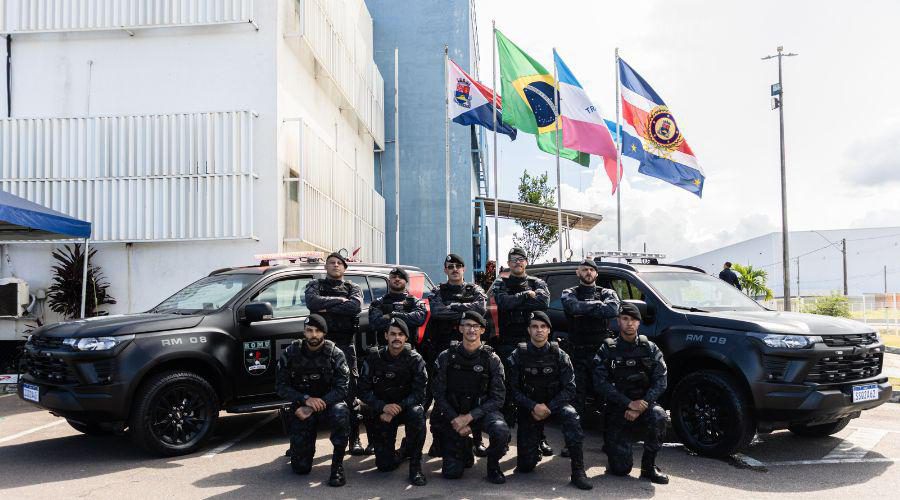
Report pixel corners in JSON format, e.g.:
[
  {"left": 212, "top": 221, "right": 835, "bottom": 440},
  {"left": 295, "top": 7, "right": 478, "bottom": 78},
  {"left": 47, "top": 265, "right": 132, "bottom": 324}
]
[{"left": 0, "top": 110, "right": 256, "bottom": 241}]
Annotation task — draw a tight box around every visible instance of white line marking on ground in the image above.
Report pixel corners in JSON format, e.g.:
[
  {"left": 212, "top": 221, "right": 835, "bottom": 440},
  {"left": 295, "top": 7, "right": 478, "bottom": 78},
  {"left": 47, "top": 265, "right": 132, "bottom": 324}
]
[
  {"left": 824, "top": 427, "right": 888, "bottom": 460},
  {"left": 202, "top": 412, "right": 278, "bottom": 458},
  {"left": 0, "top": 393, "right": 16, "bottom": 399},
  {"left": 766, "top": 458, "right": 896, "bottom": 466},
  {"left": 0, "top": 419, "right": 65, "bottom": 444}
]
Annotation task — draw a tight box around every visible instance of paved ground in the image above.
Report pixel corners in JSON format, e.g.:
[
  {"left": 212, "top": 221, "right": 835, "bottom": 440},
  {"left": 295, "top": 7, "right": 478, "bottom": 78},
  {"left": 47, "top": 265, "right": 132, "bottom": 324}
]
[{"left": 1, "top": 390, "right": 899, "bottom": 500}]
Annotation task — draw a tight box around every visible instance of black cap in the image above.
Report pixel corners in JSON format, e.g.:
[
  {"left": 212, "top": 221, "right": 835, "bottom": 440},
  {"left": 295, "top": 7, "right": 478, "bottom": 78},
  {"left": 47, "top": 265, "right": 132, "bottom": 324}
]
[
  {"left": 389, "top": 267, "right": 409, "bottom": 281},
  {"left": 619, "top": 302, "right": 642, "bottom": 321},
  {"left": 388, "top": 317, "right": 409, "bottom": 337},
  {"left": 445, "top": 253, "right": 465, "bottom": 267},
  {"left": 326, "top": 252, "right": 348, "bottom": 268},
  {"left": 529, "top": 311, "right": 552, "bottom": 328},
  {"left": 460, "top": 310, "right": 486, "bottom": 328},
  {"left": 578, "top": 258, "right": 598, "bottom": 271},
  {"left": 304, "top": 314, "right": 329, "bottom": 334},
  {"left": 508, "top": 247, "right": 527, "bottom": 260}
]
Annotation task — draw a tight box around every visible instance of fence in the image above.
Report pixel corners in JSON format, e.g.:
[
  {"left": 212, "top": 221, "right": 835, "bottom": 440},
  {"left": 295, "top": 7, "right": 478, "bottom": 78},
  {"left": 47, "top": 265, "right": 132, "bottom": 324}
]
[{"left": 761, "top": 294, "right": 900, "bottom": 333}]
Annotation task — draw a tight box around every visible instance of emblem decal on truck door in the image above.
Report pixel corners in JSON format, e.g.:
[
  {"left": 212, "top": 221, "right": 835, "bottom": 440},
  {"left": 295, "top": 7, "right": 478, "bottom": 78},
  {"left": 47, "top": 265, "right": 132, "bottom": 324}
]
[{"left": 243, "top": 340, "right": 271, "bottom": 375}]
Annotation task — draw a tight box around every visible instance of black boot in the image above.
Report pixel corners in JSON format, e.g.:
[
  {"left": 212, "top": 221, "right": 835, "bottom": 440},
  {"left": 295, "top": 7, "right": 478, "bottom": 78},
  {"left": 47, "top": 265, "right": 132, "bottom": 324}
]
[
  {"left": 569, "top": 445, "right": 593, "bottom": 490},
  {"left": 428, "top": 438, "right": 443, "bottom": 457},
  {"left": 539, "top": 434, "right": 553, "bottom": 457},
  {"left": 560, "top": 446, "right": 571, "bottom": 458},
  {"left": 328, "top": 451, "right": 347, "bottom": 487},
  {"left": 349, "top": 424, "right": 366, "bottom": 456},
  {"left": 398, "top": 437, "right": 410, "bottom": 461},
  {"left": 640, "top": 453, "right": 669, "bottom": 485},
  {"left": 473, "top": 432, "right": 488, "bottom": 457},
  {"left": 486, "top": 456, "right": 506, "bottom": 484},
  {"left": 409, "top": 461, "right": 427, "bottom": 486}
]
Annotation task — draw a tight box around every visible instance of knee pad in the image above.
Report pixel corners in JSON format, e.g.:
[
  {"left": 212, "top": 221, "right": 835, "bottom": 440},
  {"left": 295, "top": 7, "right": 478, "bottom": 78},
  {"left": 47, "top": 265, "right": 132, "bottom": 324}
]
[
  {"left": 290, "top": 455, "right": 313, "bottom": 475},
  {"left": 607, "top": 457, "right": 633, "bottom": 476},
  {"left": 441, "top": 461, "right": 464, "bottom": 479}
]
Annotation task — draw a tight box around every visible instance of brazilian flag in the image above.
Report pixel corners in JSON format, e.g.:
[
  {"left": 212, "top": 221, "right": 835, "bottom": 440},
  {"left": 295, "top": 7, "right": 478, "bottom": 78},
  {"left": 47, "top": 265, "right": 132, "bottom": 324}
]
[{"left": 495, "top": 30, "right": 589, "bottom": 166}]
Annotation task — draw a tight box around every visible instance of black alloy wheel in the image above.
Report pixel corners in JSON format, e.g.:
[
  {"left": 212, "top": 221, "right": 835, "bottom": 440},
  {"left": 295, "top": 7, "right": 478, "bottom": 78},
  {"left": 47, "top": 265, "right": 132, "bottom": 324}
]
[{"left": 671, "top": 370, "right": 755, "bottom": 457}]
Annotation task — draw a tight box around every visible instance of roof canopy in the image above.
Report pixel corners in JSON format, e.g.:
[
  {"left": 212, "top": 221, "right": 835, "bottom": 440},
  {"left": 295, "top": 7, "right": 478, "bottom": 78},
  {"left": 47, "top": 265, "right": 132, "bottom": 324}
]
[
  {"left": 0, "top": 190, "right": 91, "bottom": 240},
  {"left": 474, "top": 196, "right": 603, "bottom": 231}
]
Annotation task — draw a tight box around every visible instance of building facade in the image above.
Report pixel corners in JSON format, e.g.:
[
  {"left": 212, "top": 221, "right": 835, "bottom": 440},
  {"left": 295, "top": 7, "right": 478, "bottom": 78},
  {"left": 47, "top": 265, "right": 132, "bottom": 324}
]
[
  {"left": 0, "top": 0, "right": 385, "bottom": 335},
  {"left": 675, "top": 227, "right": 900, "bottom": 298}
]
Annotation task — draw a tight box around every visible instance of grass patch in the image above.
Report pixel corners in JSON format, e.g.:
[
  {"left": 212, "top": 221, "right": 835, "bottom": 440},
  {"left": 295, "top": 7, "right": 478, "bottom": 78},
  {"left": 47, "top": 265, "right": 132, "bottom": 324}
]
[
  {"left": 882, "top": 334, "right": 900, "bottom": 349},
  {"left": 890, "top": 378, "right": 900, "bottom": 391}
]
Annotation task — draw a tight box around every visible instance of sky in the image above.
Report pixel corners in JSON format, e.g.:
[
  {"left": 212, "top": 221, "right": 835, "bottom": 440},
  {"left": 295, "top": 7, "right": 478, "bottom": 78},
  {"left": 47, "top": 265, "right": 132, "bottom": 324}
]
[{"left": 471, "top": 0, "right": 900, "bottom": 262}]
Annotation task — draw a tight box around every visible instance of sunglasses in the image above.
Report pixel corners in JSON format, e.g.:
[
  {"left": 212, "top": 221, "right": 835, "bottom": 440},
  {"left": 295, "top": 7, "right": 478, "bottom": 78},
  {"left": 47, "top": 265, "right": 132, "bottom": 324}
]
[
  {"left": 508, "top": 256, "right": 526, "bottom": 263},
  {"left": 445, "top": 264, "right": 463, "bottom": 270}
]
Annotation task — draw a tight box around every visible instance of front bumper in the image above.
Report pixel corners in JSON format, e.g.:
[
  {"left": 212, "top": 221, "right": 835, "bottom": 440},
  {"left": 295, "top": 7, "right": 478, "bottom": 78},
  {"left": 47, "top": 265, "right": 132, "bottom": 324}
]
[{"left": 754, "top": 377, "right": 892, "bottom": 428}]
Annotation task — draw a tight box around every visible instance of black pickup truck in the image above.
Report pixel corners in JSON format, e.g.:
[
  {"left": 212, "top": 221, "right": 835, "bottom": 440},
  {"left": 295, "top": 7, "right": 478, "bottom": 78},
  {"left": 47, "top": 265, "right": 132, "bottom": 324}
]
[
  {"left": 520, "top": 259, "right": 892, "bottom": 457},
  {"left": 17, "top": 261, "right": 434, "bottom": 456}
]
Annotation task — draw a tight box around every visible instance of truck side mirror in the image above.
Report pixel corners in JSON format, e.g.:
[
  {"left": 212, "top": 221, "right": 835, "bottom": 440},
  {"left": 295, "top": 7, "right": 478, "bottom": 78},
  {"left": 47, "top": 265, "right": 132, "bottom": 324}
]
[
  {"left": 241, "top": 302, "right": 274, "bottom": 324},
  {"left": 624, "top": 299, "right": 656, "bottom": 325}
]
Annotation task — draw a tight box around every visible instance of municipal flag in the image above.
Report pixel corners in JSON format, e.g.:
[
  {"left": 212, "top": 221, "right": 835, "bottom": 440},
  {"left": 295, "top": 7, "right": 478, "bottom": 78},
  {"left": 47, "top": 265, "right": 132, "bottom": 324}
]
[
  {"left": 619, "top": 58, "right": 705, "bottom": 197},
  {"left": 495, "top": 30, "right": 589, "bottom": 166},
  {"left": 448, "top": 59, "right": 517, "bottom": 139}
]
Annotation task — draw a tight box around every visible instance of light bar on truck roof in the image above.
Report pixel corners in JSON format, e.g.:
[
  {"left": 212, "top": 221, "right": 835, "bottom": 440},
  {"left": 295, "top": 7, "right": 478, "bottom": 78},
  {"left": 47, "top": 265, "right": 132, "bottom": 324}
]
[
  {"left": 254, "top": 251, "right": 325, "bottom": 266},
  {"left": 589, "top": 251, "right": 666, "bottom": 259}
]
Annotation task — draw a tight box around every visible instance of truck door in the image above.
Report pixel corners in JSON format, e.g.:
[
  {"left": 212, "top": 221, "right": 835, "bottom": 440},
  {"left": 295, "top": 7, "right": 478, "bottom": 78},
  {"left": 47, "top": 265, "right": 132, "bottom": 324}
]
[{"left": 598, "top": 273, "right": 659, "bottom": 337}]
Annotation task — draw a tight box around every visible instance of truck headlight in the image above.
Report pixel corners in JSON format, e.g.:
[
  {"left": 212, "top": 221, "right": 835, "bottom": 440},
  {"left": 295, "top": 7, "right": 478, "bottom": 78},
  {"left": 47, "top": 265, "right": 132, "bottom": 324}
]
[
  {"left": 63, "top": 335, "right": 133, "bottom": 351},
  {"left": 749, "top": 333, "right": 822, "bottom": 349}
]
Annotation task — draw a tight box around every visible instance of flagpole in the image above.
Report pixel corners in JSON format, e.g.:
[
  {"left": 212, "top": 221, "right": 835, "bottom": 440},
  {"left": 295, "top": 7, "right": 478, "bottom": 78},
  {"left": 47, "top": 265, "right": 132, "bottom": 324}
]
[
  {"left": 492, "top": 20, "right": 500, "bottom": 265},
  {"left": 614, "top": 47, "right": 622, "bottom": 252},
  {"left": 444, "top": 45, "right": 451, "bottom": 255},
  {"left": 394, "top": 47, "right": 400, "bottom": 264},
  {"left": 553, "top": 48, "right": 563, "bottom": 262}
]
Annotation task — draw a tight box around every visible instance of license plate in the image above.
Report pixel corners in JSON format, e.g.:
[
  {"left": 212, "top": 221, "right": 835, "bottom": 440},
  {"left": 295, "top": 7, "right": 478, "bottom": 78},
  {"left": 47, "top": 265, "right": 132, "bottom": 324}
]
[
  {"left": 22, "top": 383, "right": 39, "bottom": 403},
  {"left": 852, "top": 383, "right": 879, "bottom": 403}
]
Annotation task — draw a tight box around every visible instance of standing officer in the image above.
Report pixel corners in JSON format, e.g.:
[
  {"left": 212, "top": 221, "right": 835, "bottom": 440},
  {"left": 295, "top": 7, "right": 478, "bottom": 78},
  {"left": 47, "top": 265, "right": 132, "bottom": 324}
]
[
  {"left": 432, "top": 311, "right": 510, "bottom": 484},
  {"left": 423, "top": 253, "right": 487, "bottom": 456},
  {"left": 358, "top": 318, "right": 428, "bottom": 486},
  {"left": 276, "top": 314, "right": 351, "bottom": 487},
  {"left": 368, "top": 267, "right": 428, "bottom": 343},
  {"left": 489, "top": 247, "right": 551, "bottom": 455},
  {"left": 593, "top": 302, "right": 669, "bottom": 484},
  {"left": 560, "top": 258, "right": 620, "bottom": 456},
  {"left": 507, "top": 311, "right": 592, "bottom": 490},
  {"left": 304, "top": 251, "right": 368, "bottom": 455}
]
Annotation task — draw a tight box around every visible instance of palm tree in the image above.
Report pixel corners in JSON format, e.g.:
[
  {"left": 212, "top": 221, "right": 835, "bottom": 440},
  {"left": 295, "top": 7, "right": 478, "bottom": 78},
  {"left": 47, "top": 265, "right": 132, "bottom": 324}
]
[{"left": 731, "top": 263, "right": 774, "bottom": 300}]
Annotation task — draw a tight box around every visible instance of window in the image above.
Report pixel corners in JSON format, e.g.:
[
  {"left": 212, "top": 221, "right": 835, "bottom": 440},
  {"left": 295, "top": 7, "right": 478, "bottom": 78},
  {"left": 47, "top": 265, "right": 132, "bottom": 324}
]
[
  {"left": 152, "top": 273, "right": 257, "bottom": 313},
  {"left": 545, "top": 273, "right": 580, "bottom": 309},
  {"left": 609, "top": 278, "right": 644, "bottom": 301},
  {"left": 369, "top": 276, "right": 388, "bottom": 301},
  {"left": 251, "top": 277, "right": 312, "bottom": 319},
  {"left": 346, "top": 275, "right": 373, "bottom": 305}
]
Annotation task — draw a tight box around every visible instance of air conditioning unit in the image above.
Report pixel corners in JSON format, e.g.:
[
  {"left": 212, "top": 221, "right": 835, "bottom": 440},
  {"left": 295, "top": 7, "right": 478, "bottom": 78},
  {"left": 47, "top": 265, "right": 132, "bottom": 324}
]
[{"left": 0, "top": 278, "right": 29, "bottom": 317}]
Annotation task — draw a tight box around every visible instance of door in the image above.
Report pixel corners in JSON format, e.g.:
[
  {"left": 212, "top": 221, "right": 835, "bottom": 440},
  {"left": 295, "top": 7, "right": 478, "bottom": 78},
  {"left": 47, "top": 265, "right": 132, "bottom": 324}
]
[
  {"left": 598, "top": 273, "right": 658, "bottom": 337},
  {"left": 235, "top": 275, "right": 313, "bottom": 397}
]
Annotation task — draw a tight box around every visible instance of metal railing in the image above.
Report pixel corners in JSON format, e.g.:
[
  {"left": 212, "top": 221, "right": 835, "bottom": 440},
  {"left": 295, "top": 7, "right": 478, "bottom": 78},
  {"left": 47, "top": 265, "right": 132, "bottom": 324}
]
[{"left": 761, "top": 294, "right": 900, "bottom": 333}]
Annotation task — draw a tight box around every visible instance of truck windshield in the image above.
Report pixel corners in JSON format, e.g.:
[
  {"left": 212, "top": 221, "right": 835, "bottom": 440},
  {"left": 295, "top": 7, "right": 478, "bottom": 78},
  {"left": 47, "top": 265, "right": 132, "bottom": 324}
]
[
  {"left": 641, "top": 272, "right": 765, "bottom": 312},
  {"left": 151, "top": 274, "right": 257, "bottom": 314}
]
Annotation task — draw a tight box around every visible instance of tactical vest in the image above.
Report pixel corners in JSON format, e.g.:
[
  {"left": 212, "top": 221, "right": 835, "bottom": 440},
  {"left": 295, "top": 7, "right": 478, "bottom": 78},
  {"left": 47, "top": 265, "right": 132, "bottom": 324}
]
[
  {"left": 445, "top": 342, "right": 492, "bottom": 414},
  {"left": 425, "top": 283, "right": 478, "bottom": 350},
  {"left": 374, "top": 293, "right": 418, "bottom": 334},
  {"left": 287, "top": 339, "right": 336, "bottom": 398},
  {"left": 498, "top": 276, "right": 541, "bottom": 343},
  {"left": 366, "top": 344, "right": 415, "bottom": 404},
  {"left": 604, "top": 335, "right": 654, "bottom": 400},
  {"left": 316, "top": 279, "right": 359, "bottom": 344},
  {"left": 516, "top": 341, "right": 561, "bottom": 404},
  {"left": 566, "top": 285, "right": 612, "bottom": 345}
]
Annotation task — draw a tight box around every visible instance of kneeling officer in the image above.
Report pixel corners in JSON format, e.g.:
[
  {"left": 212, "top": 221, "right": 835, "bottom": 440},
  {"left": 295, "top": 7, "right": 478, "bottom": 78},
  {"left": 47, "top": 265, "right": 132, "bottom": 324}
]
[
  {"left": 507, "top": 311, "right": 592, "bottom": 490},
  {"left": 276, "top": 314, "right": 351, "bottom": 487},
  {"left": 432, "top": 311, "right": 510, "bottom": 484},
  {"left": 593, "top": 302, "right": 669, "bottom": 484},
  {"left": 358, "top": 318, "right": 429, "bottom": 486}
]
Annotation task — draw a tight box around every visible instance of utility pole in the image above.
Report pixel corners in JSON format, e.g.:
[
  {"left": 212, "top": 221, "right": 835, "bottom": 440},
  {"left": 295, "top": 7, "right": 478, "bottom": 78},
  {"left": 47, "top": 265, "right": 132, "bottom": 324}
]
[
  {"left": 842, "top": 238, "right": 848, "bottom": 295},
  {"left": 796, "top": 256, "right": 800, "bottom": 302},
  {"left": 763, "top": 46, "right": 798, "bottom": 310}
]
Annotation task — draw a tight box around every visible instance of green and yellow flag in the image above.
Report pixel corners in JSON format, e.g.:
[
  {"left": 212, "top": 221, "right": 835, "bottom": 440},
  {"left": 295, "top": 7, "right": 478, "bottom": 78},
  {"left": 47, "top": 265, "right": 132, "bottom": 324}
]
[{"left": 495, "top": 30, "right": 589, "bottom": 166}]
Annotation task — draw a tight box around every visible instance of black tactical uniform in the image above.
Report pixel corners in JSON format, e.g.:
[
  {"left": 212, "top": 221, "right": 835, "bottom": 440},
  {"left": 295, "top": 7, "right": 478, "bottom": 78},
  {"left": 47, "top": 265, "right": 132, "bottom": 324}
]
[
  {"left": 507, "top": 337, "right": 592, "bottom": 489},
  {"left": 304, "top": 276, "right": 366, "bottom": 452},
  {"left": 359, "top": 342, "right": 428, "bottom": 485},
  {"left": 593, "top": 331, "right": 668, "bottom": 482},
  {"left": 276, "top": 338, "right": 351, "bottom": 481},
  {"left": 560, "top": 278, "right": 620, "bottom": 417},
  {"left": 432, "top": 341, "right": 510, "bottom": 482},
  {"left": 368, "top": 292, "right": 427, "bottom": 343}
]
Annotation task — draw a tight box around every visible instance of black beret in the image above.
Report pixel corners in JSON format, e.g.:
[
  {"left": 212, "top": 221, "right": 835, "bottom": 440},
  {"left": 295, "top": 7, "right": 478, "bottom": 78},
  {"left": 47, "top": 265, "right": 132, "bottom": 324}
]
[
  {"left": 304, "top": 314, "right": 329, "bottom": 333},
  {"left": 326, "top": 252, "right": 348, "bottom": 268},
  {"left": 389, "top": 267, "right": 409, "bottom": 281},
  {"left": 579, "top": 258, "right": 598, "bottom": 271},
  {"left": 445, "top": 253, "right": 465, "bottom": 267},
  {"left": 460, "top": 310, "right": 486, "bottom": 328},
  {"left": 388, "top": 317, "right": 409, "bottom": 337},
  {"left": 619, "top": 302, "right": 642, "bottom": 321},
  {"left": 529, "top": 311, "right": 552, "bottom": 328},
  {"left": 508, "top": 247, "right": 528, "bottom": 259}
]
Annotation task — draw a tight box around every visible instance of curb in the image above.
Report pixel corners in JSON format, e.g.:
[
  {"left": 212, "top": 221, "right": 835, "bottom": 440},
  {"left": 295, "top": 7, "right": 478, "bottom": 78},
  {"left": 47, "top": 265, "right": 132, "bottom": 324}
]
[{"left": 886, "top": 346, "right": 900, "bottom": 355}]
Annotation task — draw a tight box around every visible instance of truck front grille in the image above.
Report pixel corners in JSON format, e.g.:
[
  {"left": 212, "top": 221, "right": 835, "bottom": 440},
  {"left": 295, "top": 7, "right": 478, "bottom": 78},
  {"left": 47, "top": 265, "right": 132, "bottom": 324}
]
[
  {"left": 29, "top": 336, "right": 69, "bottom": 350},
  {"left": 806, "top": 352, "right": 882, "bottom": 383},
  {"left": 821, "top": 332, "right": 879, "bottom": 347},
  {"left": 25, "top": 352, "right": 78, "bottom": 384}
]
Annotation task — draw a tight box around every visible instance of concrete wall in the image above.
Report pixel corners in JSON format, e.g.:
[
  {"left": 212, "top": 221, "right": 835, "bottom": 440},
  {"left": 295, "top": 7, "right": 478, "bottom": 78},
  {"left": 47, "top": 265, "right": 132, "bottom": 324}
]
[{"left": 367, "top": 0, "right": 477, "bottom": 281}]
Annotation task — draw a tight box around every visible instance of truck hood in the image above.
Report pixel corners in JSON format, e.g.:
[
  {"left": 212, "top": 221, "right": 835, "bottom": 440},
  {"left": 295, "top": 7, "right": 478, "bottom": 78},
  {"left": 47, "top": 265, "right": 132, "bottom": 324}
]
[
  {"left": 36, "top": 313, "right": 204, "bottom": 338},
  {"left": 684, "top": 310, "right": 874, "bottom": 336}
]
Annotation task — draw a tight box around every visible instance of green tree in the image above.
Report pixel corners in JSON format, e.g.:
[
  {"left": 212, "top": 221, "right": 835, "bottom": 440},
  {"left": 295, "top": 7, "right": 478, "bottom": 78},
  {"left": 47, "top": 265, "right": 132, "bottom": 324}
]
[
  {"left": 511, "top": 170, "right": 559, "bottom": 261},
  {"left": 732, "top": 263, "right": 774, "bottom": 300},
  {"left": 47, "top": 244, "right": 116, "bottom": 319},
  {"left": 802, "top": 294, "right": 851, "bottom": 318}
]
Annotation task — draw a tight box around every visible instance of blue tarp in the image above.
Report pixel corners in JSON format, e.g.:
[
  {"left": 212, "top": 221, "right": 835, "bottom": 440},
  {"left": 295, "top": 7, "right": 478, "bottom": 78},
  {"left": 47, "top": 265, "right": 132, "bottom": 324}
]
[{"left": 0, "top": 190, "right": 91, "bottom": 239}]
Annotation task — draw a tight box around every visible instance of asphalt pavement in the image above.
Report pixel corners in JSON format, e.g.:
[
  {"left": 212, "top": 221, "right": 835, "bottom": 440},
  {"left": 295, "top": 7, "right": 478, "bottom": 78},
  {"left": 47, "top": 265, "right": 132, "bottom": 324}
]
[{"left": 1, "top": 390, "right": 899, "bottom": 499}]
